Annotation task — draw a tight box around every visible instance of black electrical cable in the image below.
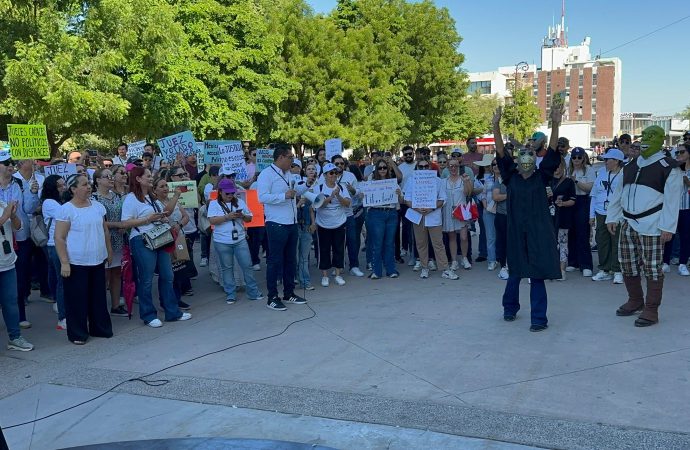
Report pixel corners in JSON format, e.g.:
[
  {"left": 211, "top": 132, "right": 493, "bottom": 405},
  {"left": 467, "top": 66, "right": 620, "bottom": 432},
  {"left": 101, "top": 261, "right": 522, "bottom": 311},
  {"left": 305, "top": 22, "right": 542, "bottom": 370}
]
[
  {"left": 4, "top": 301, "right": 317, "bottom": 430},
  {"left": 601, "top": 14, "right": 690, "bottom": 55}
]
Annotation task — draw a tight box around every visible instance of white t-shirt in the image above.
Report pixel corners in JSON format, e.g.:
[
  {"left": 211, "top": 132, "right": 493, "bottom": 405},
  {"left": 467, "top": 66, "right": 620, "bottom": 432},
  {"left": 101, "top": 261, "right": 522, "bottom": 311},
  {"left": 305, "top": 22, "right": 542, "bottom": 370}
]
[
  {"left": 207, "top": 198, "right": 251, "bottom": 244},
  {"left": 571, "top": 165, "right": 596, "bottom": 196},
  {"left": 0, "top": 201, "right": 18, "bottom": 271},
  {"left": 314, "top": 183, "right": 350, "bottom": 229},
  {"left": 57, "top": 201, "right": 108, "bottom": 266},
  {"left": 121, "top": 193, "right": 157, "bottom": 239},
  {"left": 42, "top": 199, "right": 61, "bottom": 246}
]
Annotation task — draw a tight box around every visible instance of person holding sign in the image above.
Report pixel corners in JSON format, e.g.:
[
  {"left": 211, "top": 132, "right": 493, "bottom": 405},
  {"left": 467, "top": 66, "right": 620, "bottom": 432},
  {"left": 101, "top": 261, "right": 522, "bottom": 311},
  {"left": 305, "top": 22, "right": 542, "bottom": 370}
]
[
  {"left": 208, "top": 179, "right": 263, "bottom": 304},
  {"left": 365, "top": 160, "right": 402, "bottom": 279},
  {"left": 492, "top": 105, "right": 563, "bottom": 332},
  {"left": 257, "top": 145, "right": 309, "bottom": 311},
  {"left": 404, "top": 162, "right": 458, "bottom": 281}
]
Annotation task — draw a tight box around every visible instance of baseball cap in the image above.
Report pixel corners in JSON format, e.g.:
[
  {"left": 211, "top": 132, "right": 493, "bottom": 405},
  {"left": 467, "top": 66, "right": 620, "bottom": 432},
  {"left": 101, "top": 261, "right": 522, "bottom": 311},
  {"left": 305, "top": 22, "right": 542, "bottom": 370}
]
[
  {"left": 571, "top": 147, "right": 586, "bottom": 157},
  {"left": 292, "top": 158, "right": 302, "bottom": 168},
  {"left": 126, "top": 156, "right": 143, "bottom": 165},
  {"left": 557, "top": 137, "right": 570, "bottom": 146},
  {"left": 530, "top": 132, "right": 547, "bottom": 141},
  {"left": 218, "top": 178, "right": 237, "bottom": 194},
  {"left": 603, "top": 148, "right": 625, "bottom": 161},
  {"left": 322, "top": 162, "right": 337, "bottom": 173},
  {"left": 450, "top": 148, "right": 463, "bottom": 156},
  {"left": 219, "top": 167, "right": 236, "bottom": 176},
  {"left": 0, "top": 148, "right": 11, "bottom": 162}
]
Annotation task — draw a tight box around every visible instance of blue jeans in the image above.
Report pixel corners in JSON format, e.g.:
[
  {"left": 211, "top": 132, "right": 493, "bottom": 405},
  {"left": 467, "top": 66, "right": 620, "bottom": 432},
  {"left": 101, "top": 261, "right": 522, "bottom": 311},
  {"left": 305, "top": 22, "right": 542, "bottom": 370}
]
[
  {"left": 46, "top": 246, "right": 65, "bottom": 320},
  {"left": 0, "top": 268, "right": 21, "bottom": 340},
  {"left": 483, "top": 210, "right": 497, "bottom": 263},
  {"left": 477, "top": 200, "right": 487, "bottom": 258},
  {"left": 345, "top": 214, "right": 364, "bottom": 269},
  {"left": 502, "top": 277, "right": 547, "bottom": 326},
  {"left": 214, "top": 239, "right": 261, "bottom": 300},
  {"left": 129, "top": 236, "right": 181, "bottom": 323},
  {"left": 366, "top": 208, "right": 398, "bottom": 277},
  {"left": 297, "top": 227, "right": 313, "bottom": 287},
  {"left": 265, "top": 221, "right": 298, "bottom": 299}
]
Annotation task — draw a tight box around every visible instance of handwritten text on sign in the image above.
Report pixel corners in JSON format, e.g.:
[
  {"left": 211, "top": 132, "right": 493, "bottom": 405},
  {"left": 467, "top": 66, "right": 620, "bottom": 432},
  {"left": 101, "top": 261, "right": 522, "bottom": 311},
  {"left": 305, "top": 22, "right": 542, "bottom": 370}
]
[
  {"left": 127, "top": 140, "right": 146, "bottom": 159},
  {"left": 411, "top": 170, "right": 438, "bottom": 209},
  {"left": 218, "top": 141, "right": 248, "bottom": 180},
  {"left": 167, "top": 181, "right": 199, "bottom": 209},
  {"left": 44, "top": 164, "right": 77, "bottom": 179},
  {"left": 325, "top": 138, "right": 342, "bottom": 162},
  {"left": 361, "top": 179, "right": 399, "bottom": 207},
  {"left": 7, "top": 124, "right": 50, "bottom": 159},
  {"left": 157, "top": 131, "right": 195, "bottom": 161},
  {"left": 255, "top": 148, "right": 273, "bottom": 172},
  {"left": 203, "top": 140, "right": 233, "bottom": 165}
]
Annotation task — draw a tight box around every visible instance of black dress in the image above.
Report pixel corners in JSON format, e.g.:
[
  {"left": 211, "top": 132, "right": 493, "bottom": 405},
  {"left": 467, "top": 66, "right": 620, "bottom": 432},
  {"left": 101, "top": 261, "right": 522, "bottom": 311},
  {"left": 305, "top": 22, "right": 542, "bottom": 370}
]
[{"left": 497, "top": 148, "right": 562, "bottom": 280}]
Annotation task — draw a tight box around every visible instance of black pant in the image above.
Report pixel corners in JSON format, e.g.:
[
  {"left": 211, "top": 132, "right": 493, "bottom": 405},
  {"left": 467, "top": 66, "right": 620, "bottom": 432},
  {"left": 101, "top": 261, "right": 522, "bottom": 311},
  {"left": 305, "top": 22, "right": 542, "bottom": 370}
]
[
  {"left": 63, "top": 263, "right": 113, "bottom": 343},
  {"left": 317, "top": 224, "right": 346, "bottom": 270},
  {"left": 568, "top": 196, "right": 593, "bottom": 271},
  {"left": 495, "top": 213, "right": 508, "bottom": 267},
  {"left": 15, "top": 239, "right": 33, "bottom": 321},
  {"left": 0, "top": 424, "right": 8, "bottom": 450},
  {"left": 247, "top": 226, "right": 266, "bottom": 265}
]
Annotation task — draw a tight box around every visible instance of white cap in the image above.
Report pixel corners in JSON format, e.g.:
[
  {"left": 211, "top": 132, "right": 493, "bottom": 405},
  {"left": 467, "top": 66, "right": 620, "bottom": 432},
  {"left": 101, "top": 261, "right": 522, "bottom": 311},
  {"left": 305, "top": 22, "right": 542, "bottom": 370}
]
[
  {"left": 322, "top": 162, "right": 337, "bottom": 173},
  {"left": 219, "top": 166, "right": 237, "bottom": 176},
  {"left": 603, "top": 148, "right": 625, "bottom": 161}
]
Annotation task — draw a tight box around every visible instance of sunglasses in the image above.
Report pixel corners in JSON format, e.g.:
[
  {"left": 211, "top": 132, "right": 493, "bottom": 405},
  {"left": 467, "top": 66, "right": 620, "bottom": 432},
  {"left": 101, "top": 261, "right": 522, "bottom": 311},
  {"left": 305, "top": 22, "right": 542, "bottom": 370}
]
[
  {"left": 0, "top": 160, "right": 14, "bottom": 167},
  {"left": 327, "top": 170, "right": 338, "bottom": 175},
  {"left": 417, "top": 165, "right": 430, "bottom": 169},
  {"left": 491, "top": 163, "right": 497, "bottom": 167},
  {"left": 291, "top": 164, "right": 300, "bottom": 168},
  {"left": 678, "top": 150, "right": 687, "bottom": 155},
  {"left": 103, "top": 163, "right": 113, "bottom": 167},
  {"left": 377, "top": 166, "right": 388, "bottom": 170},
  {"left": 438, "top": 160, "right": 447, "bottom": 164},
  {"left": 572, "top": 156, "right": 583, "bottom": 160},
  {"left": 619, "top": 140, "right": 631, "bottom": 144},
  {"left": 334, "top": 162, "right": 345, "bottom": 166}
]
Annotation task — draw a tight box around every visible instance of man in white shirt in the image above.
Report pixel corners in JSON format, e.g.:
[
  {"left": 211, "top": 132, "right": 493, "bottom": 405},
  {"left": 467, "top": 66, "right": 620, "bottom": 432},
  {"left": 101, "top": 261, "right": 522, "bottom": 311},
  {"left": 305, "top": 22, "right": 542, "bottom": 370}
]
[
  {"left": 112, "top": 143, "right": 128, "bottom": 166},
  {"left": 257, "top": 144, "right": 309, "bottom": 311}
]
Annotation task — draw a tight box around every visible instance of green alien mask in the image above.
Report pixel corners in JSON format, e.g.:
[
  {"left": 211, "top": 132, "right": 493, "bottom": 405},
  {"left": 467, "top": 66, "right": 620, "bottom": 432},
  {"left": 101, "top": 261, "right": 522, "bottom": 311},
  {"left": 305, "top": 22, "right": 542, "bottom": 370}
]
[{"left": 639, "top": 125, "right": 665, "bottom": 159}]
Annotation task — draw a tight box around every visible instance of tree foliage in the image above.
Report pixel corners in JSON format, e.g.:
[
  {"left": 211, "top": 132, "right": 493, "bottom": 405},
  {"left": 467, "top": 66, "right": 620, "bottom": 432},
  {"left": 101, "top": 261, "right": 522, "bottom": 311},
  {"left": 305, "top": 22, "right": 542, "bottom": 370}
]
[
  {"left": 681, "top": 104, "right": 690, "bottom": 121},
  {"left": 500, "top": 87, "right": 543, "bottom": 143},
  {"left": 0, "top": 0, "right": 474, "bottom": 153}
]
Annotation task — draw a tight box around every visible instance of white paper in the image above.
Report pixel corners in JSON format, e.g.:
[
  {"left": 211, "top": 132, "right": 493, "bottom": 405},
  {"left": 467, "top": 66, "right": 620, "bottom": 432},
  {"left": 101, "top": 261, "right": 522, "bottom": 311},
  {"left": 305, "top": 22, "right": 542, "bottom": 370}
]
[
  {"left": 325, "top": 138, "right": 342, "bottom": 162},
  {"left": 411, "top": 170, "right": 437, "bottom": 209},
  {"left": 218, "top": 141, "right": 248, "bottom": 180},
  {"left": 361, "top": 179, "right": 399, "bottom": 207},
  {"left": 44, "top": 163, "right": 77, "bottom": 179}
]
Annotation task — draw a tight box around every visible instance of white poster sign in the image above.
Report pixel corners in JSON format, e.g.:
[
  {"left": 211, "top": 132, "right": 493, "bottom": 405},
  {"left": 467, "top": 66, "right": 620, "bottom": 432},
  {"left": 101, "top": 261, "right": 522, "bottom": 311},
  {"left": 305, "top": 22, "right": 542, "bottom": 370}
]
[
  {"left": 218, "top": 141, "right": 248, "bottom": 180},
  {"left": 157, "top": 131, "right": 196, "bottom": 161},
  {"left": 411, "top": 170, "right": 437, "bottom": 209},
  {"left": 256, "top": 148, "right": 273, "bottom": 172},
  {"left": 44, "top": 163, "right": 77, "bottom": 179},
  {"left": 361, "top": 179, "right": 399, "bottom": 207},
  {"left": 325, "top": 138, "right": 342, "bottom": 162},
  {"left": 127, "top": 140, "right": 146, "bottom": 159}
]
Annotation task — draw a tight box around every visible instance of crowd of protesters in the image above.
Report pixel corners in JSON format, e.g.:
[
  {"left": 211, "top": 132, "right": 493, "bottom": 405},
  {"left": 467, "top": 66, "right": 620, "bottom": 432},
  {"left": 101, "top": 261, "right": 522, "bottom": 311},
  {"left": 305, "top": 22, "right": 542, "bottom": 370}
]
[{"left": 1, "top": 128, "right": 688, "bottom": 349}]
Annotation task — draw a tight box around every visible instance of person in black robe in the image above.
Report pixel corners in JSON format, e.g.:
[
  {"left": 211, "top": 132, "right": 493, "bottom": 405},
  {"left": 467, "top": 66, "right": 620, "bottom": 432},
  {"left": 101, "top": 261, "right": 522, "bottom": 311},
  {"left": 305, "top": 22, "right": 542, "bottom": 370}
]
[{"left": 492, "top": 105, "right": 563, "bottom": 332}]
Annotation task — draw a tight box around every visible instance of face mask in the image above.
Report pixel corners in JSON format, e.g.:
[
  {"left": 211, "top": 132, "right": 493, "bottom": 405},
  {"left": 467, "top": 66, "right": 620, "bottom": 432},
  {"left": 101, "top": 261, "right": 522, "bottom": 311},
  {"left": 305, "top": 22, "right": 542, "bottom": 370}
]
[
  {"left": 639, "top": 125, "right": 665, "bottom": 159},
  {"left": 517, "top": 148, "right": 536, "bottom": 174}
]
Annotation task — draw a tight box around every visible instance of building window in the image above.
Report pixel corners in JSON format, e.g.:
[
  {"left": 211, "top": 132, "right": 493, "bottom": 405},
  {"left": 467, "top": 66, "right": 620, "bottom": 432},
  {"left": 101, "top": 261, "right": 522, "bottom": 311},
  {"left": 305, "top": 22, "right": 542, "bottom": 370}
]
[
  {"left": 592, "top": 73, "right": 597, "bottom": 85},
  {"left": 566, "top": 75, "right": 571, "bottom": 86},
  {"left": 468, "top": 80, "right": 491, "bottom": 95}
]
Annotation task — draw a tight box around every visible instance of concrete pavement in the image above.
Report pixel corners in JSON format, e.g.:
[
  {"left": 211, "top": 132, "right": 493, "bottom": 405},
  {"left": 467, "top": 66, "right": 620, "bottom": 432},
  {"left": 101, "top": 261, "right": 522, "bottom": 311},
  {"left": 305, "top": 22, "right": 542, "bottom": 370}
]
[{"left": 2, "top": 245, "right": 690, "bottom": 449}]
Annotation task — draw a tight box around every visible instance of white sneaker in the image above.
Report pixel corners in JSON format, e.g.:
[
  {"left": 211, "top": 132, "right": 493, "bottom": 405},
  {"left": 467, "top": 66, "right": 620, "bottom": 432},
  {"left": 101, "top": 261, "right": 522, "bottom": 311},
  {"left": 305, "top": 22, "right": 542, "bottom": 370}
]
[
  {"left": 487, "top": 261, "right": 497, "bottom": 271},
  {"left": 19, "top": 321, "right": 31, "bottom": 329},
  {"left": 450, "top": 260, "right": 459, "bottom": 271},
  {"left": 591, "top": 270, "right": 612, "bottom": 281},
  {"left": 350, "top": 267, "right": 364, "bottom": 277},
  {"left": 679, "top": 265, "right": 690, "bottom": 276},
  {"left": 428, "top": 260, "right": 437, "bottom": 271},
  {"left": 178, "top": 312, "right": 192, "bottom": 321},
  {"left": 412, "top": 261, "right": 422, "bottom": 271},
  {"left": 252, "top": 264, "right": 261, "bottom": 271},
  {"left": 442, "top": 269, "right": 459, "bottom": 280},
  {"left": 565, "top": 266, "right": 577, "bottom": 272},
  {"left": 420, "top": 268, "right": 429, "bottom": 279},
  {"left": 613, "top": 272, "right": 624, "bottom": 284},
  {"left": 147, "top": 319, "right": 163, "bottom": 328},
  {"left": 56, "top": 319, "right": 67, "bottom": 330},
  {"left": 662, "top": 263, "right": 670, "bottom": 273},
  {"left": 498, "top": 267, "right": 509, "bottom": 280},
  {"left": 407, "top": 258, "right": 416, "bottom": 267},
  {"left": 671, "top": 257, "right": 680, "bottom": 265},
  {"left": 200, "top": 257, "right": 209, "bottom": 267},
  {"left": 334, "top": 275, "right": 346, "bottom": 286},
  {"left": 400, "top": 249, "right": 408, "bottom": 257},
  {"left": 462, "top": 257, "right": 472, "bottom": 270},
  {"left": 582, "top": 269, "right": 593, "bottom": 277},
  {"left": 321, "top": 276, "right": 329, "bottom": 287},
  {"left": 557, "top": 271, "right": 566, "bottom": 281}
]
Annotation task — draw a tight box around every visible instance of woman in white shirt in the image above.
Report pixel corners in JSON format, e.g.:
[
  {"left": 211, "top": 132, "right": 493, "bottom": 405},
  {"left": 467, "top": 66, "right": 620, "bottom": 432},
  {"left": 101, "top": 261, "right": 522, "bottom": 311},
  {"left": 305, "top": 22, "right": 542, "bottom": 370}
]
[
  {"left": 314, "top": 163, "right": 351, "bottom": 287},
  {"left": 566, "top": 147, "right": 595, "bottom": 276},
  {"left": 405, "top": 162, "right": 458, "bottom": 280},
  {"left": 40, "top": 175, "right": 67, "bottom": 330},
  {"left": 207, "top": 178, "right": 263, "bottom": 303},
  {"left": 54, "top": 174, "right": 113, "bottom": 345},
  {"left": 441, "top": 160, "right": 473, "bottom": 271},
  {"left": 121, "top": 167, "right": 191, "bottom": 328}
]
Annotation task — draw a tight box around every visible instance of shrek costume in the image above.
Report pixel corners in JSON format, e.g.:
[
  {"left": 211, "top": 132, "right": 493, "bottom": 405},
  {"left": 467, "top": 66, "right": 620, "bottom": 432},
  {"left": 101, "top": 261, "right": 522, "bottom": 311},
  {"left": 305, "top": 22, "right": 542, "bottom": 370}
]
[{"left": 606, "top": 125, "right": 682, "bottom": 326}]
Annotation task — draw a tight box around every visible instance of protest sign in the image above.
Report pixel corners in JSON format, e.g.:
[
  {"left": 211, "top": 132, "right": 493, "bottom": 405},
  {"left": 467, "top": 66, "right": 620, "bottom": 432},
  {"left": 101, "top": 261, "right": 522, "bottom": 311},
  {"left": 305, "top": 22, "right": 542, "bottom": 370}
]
[
  {"left": 218, "top": 141, "right": 248, "bottom": 179},
  {"left": 237, "top": 189, "right": 265, "bottom": 228},
  {"left": 7, "top": 124, "right": 50, "bottom": 159},
  {"left": 325, "top": 138, "right": 343, "bottom": 162},
  {"left": 256, "top": 148, "right": 273, "bottom": 172},
  {"left": 195, "top": 142, "right": 205, "bottom": 163},
  {"left": 203, "top": 140, "right": 233, "bottom": 164},
  {"left": 168, "top": 180, "right": 199, "bottom": 208},
  {"left": 411, "top": 170, "right": 437, "bottom": 209},
  {"left": 157, "top": 131, "right": 195, "bottom": 161},
  {"left": 361, "top": 179, "right": 399, "bottom": 207},
  {"left": 44, "top": 163, "right": 77, "bottom": 179},
  {"left": 127, "top": 140, "right": 146, "bottom": 159}
]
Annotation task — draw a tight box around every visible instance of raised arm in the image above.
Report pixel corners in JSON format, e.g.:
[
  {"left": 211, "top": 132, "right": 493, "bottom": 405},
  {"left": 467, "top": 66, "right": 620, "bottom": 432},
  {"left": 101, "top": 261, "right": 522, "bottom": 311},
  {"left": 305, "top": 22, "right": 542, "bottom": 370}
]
[
  {"left": 492, "top": 107, "right": 504, "bottom": 158},
  {"left": 548, "top": 104, "right": 564, "bottom": 151}
]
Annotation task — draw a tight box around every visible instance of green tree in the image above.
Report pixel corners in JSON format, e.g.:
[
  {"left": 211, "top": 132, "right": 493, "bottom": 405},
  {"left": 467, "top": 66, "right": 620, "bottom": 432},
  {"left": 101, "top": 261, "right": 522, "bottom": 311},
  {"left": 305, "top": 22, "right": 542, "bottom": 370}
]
[
  {"left": 501, "top": 87, "right": 543, "bottom": 143},
  {"left": 680, "top": 104, "right": 690, "bottom": 121},
  {"left": 439, "top": 92, "right": 500, "bottom": 140}
]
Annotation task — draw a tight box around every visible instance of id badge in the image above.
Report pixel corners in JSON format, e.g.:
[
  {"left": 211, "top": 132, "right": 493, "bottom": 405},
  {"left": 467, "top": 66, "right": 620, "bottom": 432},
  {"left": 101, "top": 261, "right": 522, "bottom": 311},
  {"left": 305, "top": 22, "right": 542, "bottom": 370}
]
[
  {"left": 549, "top": 204, "right": 556, "bottom": 216},
  {"left": 603, "top": 200, "right": 609, "bottom": 211}
]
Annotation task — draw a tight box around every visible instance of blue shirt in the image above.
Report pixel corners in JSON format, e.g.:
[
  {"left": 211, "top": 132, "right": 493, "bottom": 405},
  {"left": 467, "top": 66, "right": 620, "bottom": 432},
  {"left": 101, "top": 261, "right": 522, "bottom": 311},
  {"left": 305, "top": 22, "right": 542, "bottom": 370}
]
[{"left": 0, "top": 179, "right": 39, "bottom": 242}]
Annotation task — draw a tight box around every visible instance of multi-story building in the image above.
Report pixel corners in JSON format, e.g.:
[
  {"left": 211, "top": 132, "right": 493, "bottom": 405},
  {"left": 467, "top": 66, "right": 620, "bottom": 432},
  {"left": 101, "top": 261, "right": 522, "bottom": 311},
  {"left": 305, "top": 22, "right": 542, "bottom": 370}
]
[
  {"left": 620, "top": 113, "right": 689, "bottom": 144},
  {"left": 467, "top": 6, "right": 622, "bottom": 145}
]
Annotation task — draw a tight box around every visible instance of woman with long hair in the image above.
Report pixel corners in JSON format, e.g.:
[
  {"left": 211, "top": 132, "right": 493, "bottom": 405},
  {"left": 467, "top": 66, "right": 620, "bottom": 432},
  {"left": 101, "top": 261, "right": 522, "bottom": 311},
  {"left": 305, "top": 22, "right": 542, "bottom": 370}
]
[
  {"left": 92, "top": 168, "right": 128, "bottom": 317},
  {"left": 442, "top": 159, "right": 473, "bottom": 271},
  {"left": 167, "top": 165, "right": 198, "bottom": 295},
  {"left": 365, "top": 159, "right": 402, "bottom": 279},
  {"left": 111, "top": 164, "right": 128, "bottom": 196},
  {"left": 40, "top": 175, "right": 67, "bottom": 330},
  {"left": 54, "top": 174, "right": 113, "bottom": 345},
  {"left": 566, "top": 147, "right": 595, "bottom": 276},
  {"left": 549, "top": 158, "right": 577, "bottom": 280},
  {"left": 121, "top": 167, "right": 191, "bottom": 327}
]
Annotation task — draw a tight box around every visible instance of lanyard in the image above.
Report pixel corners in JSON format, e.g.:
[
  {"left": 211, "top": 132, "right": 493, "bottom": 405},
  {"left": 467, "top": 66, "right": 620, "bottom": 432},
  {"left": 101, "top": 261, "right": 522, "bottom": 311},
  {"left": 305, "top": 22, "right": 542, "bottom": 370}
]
[
  {"left": 606, "top": 171, "right": 619, "bottom": 198},
  {"left": 270, "top": 165, "right": 290, "bottom": 187}
]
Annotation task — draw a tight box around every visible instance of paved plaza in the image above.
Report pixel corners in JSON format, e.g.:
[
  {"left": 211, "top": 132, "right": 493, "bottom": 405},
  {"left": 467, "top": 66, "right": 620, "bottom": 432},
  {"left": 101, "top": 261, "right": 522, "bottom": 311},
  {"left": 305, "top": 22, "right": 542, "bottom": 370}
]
[{"left": 2, "top": 244, "right": 690, "bottom": 449}]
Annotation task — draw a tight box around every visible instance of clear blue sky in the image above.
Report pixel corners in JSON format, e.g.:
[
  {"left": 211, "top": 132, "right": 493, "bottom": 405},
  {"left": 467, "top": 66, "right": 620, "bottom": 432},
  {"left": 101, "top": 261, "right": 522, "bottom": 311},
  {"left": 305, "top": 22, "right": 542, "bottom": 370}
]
[{"left": 307, "top": 0, "right": 690, "bottom": 115}]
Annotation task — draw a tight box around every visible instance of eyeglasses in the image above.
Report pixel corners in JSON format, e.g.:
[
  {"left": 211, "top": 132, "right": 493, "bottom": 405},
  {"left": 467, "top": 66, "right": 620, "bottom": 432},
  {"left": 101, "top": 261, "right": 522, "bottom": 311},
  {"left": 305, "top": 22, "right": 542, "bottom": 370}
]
[
  {"left": 572, "top": 156, "right": 583, "bottom": 160},
  {"left": 100, "top": 175, "right": 113, "bottom": 180},
  {"left": 307, "top": 159, "right": 315, "bottom": 163},
  {"left": 173, "top": 172, "right": 188, "bottom": 177}
]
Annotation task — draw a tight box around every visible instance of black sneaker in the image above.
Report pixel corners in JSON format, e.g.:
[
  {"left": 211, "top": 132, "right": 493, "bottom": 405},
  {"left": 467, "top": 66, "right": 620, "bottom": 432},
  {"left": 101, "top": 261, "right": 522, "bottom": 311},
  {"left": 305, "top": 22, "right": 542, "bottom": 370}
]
[
  {"left": 110, "top": 306, "right": 129, "bottom": 317},
  {"left": 178, "top": 300, "right": 191, "bottom": 311},
  {"left": 266, "top": 297, "right": 287, "bottom": 311},
  {"left": 183, "top": 289, "right": 194, "bottom": 296},
  {"left": 503, "top": 314, "right": 516, "bottom": 322},
  {"left": 284, "top": 294, "right": 307, "bottom": 304},
  {"left": 475, "top": 256, "right": 487, "bottom": 263},
  {"left": 529, "top": 324, "right": 548, "bottom": 332}
]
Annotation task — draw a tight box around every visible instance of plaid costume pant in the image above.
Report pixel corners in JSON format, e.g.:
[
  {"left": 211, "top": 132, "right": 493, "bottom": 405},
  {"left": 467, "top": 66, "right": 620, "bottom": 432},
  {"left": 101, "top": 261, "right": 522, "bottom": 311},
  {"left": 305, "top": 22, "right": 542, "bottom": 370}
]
[{"left": 618, "top": 221, "right": 664, "bottom": 281}]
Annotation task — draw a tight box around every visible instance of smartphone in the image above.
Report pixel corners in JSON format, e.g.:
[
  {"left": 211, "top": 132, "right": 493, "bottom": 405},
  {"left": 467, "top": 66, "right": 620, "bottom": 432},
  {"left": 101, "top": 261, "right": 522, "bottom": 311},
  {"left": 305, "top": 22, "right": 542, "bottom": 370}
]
[{"left": 87, "top": 149, "right": 98, "bottom": 157}]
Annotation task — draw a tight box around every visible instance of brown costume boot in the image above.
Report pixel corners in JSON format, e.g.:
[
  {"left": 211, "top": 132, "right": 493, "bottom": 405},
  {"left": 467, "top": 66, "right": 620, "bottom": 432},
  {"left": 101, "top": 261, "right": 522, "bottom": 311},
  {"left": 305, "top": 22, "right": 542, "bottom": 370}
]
[
  {"left": 616, "top": 276, "right": 644, "bottom": 316},
  {"left": 635, "top": 278, "right": 663, "bottom": 327}
]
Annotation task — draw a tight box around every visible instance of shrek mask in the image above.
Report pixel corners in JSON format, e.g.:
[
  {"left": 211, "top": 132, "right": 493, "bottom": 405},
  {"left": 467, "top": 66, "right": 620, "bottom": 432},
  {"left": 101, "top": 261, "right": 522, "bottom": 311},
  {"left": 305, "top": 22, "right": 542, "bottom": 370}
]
[
  {"left": 640, "top": 125, "right": 665, "bottom": 159},
  {"left": 517, "top": 147, "right": 536, "bottom": 175}
]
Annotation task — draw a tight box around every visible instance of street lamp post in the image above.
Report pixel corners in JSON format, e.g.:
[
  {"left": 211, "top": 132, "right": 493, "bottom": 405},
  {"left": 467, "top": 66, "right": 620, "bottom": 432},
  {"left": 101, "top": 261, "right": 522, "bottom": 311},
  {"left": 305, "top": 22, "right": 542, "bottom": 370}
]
[{"left": 513, "top": 61, "right": 529, "bottom": 139}]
